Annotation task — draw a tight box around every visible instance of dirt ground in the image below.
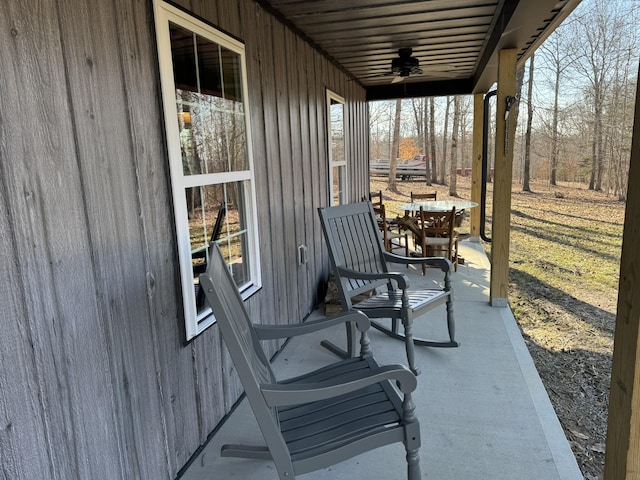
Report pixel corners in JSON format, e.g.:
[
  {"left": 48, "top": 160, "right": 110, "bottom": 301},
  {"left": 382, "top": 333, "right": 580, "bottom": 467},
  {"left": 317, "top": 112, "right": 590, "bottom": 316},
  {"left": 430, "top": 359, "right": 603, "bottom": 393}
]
[{"left": 370, "top": 174, "right": 623, "bottom": 480}]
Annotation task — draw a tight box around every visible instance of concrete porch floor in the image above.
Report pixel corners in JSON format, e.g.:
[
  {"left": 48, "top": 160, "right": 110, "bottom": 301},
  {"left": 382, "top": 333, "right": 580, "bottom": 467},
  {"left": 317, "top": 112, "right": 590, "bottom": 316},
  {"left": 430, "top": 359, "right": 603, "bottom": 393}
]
[{"left": 181, "top": 241, "right": 583, "bottom": 480}]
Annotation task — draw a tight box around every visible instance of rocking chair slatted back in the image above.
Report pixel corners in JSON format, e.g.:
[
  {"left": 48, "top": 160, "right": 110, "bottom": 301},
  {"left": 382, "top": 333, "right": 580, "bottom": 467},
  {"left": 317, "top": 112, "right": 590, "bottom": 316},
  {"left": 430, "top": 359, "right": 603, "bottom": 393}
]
[
  {"left": 320, "top": 202, "right": 389, "bottom": 303},
  {"left": 200, "top": 247, "right": 277, "bottom": 411}
]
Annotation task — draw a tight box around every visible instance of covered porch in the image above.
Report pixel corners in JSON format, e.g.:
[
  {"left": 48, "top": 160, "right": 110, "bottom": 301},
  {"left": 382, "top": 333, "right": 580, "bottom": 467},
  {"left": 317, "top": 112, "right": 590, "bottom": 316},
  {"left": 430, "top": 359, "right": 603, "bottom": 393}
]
[
  {"left": 6, "top": 0, "right": 640, "bottom": 478},
  {"left": 181, "top": 241, "right": 583, "bottom": 479}
]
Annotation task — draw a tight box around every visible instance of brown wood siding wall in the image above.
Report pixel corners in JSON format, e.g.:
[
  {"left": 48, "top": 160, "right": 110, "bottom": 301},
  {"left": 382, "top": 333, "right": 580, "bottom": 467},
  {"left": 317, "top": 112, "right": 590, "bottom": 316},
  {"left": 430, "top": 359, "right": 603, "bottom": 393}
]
[{"left": 0, "top": 0, "right": 368, "bottom": 478}]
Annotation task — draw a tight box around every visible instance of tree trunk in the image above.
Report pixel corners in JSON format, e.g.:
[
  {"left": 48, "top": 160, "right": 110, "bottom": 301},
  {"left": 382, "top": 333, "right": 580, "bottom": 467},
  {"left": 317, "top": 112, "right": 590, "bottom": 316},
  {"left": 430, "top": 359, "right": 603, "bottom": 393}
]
[
  {"left": 523, "top": 54, "right": 534, "bottom": 192},
  {"left": 388, "top": 99, "right": 402, "bottom": 192},
  {"left": 595, "top": 82, "right": 604, "bottom": 190},
  {"left": 449, "top": 96, "right": 461, "bottom": 196},
  {"left": 411, "top": 98, "right": 423, "bottom": 139},
  {"left": 589, "top": 118, "right": 597, "bottom": 190},
  {"left": 589, "top": 79, "right": 604, "bottom": 191},
  {"left": 423, "top": 97, "right": 432, "bottom": 184},
  {"left": 412, "top": 98, "right": 431, "bottom": 183},
  {"left": 550, "top": 61, "right": 560, "bottom": 186},
  {"left": 429, "top": 97, "right": 437, "bottom": 183},
  {"left": 440, "top": 96, "right": 451, "bottom": 184},
  {"left": 460, "top": 99, "right": 469, "bottom": 170}
]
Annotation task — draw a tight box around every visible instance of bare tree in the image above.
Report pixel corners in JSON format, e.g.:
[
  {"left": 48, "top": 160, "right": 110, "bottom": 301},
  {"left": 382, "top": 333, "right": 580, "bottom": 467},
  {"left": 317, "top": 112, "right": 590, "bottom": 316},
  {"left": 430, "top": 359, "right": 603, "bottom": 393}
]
[
  {"left": 423, "top": 98, "right": 432, "bottom": 184},
  {"left": 388, "top": 99, "right": 402, "bottom": 192},
  {"left": 411, "top": 97, "right": 434, "bottom": 184},
  {"left": 538, "top": 27, "right": 575, "bottom": 186},
  {"left": 411, "top": 98, "right": 424, "bottom": 140},
  {"left": 568, "top": 2, "right": 629, "bottom": 191},
  {"left": 605, "top": 46, "right": 636, "bottom": 200},
  {"left": 523, "top": 54, "right": 535, "bottom": 192},
  {"left": 369, "top": 101, "right": 394, "bottom": 161},
  {"left": 411, "top": 98, "right": 431, "bottom": 183},
  {"left": 459, "top": 96, "right": 472, "bottom": 170},
  {"left": 449, "top": 96, "right": 461, "bottom": 196},
  {"left": 429, "top": 97, "right": 437, "bottom": 183},
  {"left": 440, "top": 96, "right": 452, "bottom": 184}
]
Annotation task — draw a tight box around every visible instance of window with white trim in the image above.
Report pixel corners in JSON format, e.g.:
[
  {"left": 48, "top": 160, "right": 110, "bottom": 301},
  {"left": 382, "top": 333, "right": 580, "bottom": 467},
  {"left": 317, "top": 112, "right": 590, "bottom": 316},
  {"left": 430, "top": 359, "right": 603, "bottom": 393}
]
[
  {"left": 154, "top": 1, "right": 260, "bottom": 340},
  {"left": 327, "top": 90, "right": 347, "bottom": 205}
]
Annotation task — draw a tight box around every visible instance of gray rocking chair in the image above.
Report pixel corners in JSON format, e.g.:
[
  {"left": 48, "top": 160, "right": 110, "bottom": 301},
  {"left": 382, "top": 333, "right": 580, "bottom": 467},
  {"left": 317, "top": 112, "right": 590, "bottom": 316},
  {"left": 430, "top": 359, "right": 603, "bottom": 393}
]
[
  {"left": 200, "top": 244, "right": 421, "bottom": 480},
  {"left": 318, "top": 201, "right": 458, "bottom": 376}
]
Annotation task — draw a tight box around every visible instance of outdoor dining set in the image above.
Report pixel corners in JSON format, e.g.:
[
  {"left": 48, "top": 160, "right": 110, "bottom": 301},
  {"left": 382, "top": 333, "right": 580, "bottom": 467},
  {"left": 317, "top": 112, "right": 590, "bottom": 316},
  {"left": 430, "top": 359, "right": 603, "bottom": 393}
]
[{"left": 370, "top": 190, "right": 478, "bottom": 273}]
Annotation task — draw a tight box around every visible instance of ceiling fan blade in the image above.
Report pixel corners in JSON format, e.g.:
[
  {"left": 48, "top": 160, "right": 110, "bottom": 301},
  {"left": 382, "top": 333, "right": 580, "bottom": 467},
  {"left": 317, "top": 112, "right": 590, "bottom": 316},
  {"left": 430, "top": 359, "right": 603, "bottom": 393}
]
[{"left": 391, "top": 75, "right": 405, "bottom": 84}]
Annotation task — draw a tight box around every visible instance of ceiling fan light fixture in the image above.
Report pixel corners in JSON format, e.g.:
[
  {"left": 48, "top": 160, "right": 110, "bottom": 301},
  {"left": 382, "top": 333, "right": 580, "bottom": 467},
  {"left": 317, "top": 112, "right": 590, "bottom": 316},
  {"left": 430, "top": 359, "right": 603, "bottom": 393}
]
[{"left": 390, "top": 48, "right": 422, "bottom": 77}]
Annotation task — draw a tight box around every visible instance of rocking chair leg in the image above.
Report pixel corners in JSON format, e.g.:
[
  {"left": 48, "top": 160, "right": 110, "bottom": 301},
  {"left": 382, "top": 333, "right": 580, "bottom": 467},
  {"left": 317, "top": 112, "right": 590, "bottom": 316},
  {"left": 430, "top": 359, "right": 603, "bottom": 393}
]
[
  {"left": 407, "top": 448, "right": 421, "bottom": 480},
  {"left": 443, "top": 273, "right": 456, "bottom": 343},
  {"left": 403, "top": 391, "right": 421, "bottom": 479},
  {"left": 320, "top": 320, "right": 358, "bottom": 359},
  {"left": 402, "top": 318, "right": 419, "bottom": 376},
  {"left": 446, "top": 295, "right": 455, "bottom": 343},
  {"left": 391, "top": 318, "right": 400, "bottom": 335}
]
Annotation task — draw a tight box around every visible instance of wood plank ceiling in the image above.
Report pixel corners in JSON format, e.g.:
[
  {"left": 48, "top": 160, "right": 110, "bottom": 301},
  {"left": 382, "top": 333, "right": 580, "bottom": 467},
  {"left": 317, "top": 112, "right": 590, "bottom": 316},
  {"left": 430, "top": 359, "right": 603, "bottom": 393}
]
[{"left": 258, "top": 0, "right": 582, "bottom": 99}]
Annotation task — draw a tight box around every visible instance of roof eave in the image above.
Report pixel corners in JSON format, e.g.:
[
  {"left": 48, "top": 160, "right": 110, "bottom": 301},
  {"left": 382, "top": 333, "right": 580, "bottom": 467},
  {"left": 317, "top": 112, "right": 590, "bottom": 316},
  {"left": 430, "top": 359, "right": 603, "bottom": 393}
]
[
  {"left": 366, "top": 77, "right": 475, "bottom": 101},
  {"left": 472, "top": 0, "right": 582, "bottom": 93}
]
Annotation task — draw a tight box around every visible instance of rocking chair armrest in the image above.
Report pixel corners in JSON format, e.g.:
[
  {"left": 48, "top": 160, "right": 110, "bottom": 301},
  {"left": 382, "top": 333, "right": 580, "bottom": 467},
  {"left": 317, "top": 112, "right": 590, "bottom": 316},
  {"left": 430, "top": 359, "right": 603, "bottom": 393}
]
[
  {"left": 336, "top": 266, "right": 410, "bottom": 290},
  {"left": 261, "top": 364, "right": 417, "bottom": 407},
  {"left": 253, "top": 311, "right": 371, "bottom": 341},
  {"left": 382, "top": 252, "right": 452, "bottom": 273}
]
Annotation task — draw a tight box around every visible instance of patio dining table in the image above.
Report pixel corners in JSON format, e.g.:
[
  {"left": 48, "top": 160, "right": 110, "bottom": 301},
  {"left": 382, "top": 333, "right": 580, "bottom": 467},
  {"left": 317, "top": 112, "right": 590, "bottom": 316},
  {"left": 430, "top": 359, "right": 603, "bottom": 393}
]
[
  {"left": 396, "top": 200, "right": 478, "bottom": 267},
  {"left": 398, "top": 199, "right": 479, "bottom": 212}
]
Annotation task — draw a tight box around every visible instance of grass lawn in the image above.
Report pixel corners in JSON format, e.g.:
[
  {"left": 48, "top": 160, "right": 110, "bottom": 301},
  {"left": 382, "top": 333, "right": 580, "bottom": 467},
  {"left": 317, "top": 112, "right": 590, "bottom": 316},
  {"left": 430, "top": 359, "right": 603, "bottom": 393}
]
[{"left": 370, "top": 175, "right": 624, "bottom": 480}]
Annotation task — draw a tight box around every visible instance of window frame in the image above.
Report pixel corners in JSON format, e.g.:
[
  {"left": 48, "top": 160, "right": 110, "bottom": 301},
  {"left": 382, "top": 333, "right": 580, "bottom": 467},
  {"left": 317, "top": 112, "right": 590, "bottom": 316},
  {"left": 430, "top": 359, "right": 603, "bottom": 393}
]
[
  {"left": 326, "top": 90, "right": 347, "bottom": 205},
  {"left": 154, "top": 0, "right": 261, "bottom": 340}
]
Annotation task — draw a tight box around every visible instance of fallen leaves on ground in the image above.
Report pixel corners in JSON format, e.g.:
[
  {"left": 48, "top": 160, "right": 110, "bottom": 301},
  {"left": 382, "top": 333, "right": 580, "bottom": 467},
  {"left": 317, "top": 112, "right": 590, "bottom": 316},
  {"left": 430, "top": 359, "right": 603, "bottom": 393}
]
[{"left": 371, "top": 176, "right": 622, "bottom": 480}]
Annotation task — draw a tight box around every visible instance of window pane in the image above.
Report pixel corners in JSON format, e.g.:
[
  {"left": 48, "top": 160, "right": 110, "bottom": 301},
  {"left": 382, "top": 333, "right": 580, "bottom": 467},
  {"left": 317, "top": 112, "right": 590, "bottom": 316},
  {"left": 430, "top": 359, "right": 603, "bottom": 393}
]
[
  {"left": 218, "top": 233, "right": 250, "bottom": 290},
  {"left": 330, "top": 99, "right": 345, "bottom": 163},
  {"left": 176, "top": 91, "right": 249, "bottom": 175},
  {"left": 220, "top": 46, "right": 244, "bottom": 104},
  {"left": 170, "top": 24, "right": 197, "bottom": 93},
  {"left": 197, "top": 36, "right": 223, "bottom": 96},
  {"left": 177, "top": 91, "right": 226, "bottom": 176},
  {"left": 220, "top": 47, "right": 247, "bottom": 172},
  {"left": 332, "top": 166, "right": 346, "bottom": 206},
  {"left": 176, "top": 94, "right": 248, "bottom": 177},
  {"left": 188, "top": 181, "right": 250, "bottom": 312},
  {"left": 171, "top": 32, "right": 248, "bottom": 177}
]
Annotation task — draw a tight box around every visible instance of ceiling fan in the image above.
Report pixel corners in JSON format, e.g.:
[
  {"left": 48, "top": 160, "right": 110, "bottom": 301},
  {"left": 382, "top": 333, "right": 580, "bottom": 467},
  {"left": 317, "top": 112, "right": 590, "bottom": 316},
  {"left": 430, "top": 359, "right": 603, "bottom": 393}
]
[
  {"left": 390, "top": 47, "right": 422, "bottom": 83},
  {"left": 353, "top": 47, "right": 458, "bottom": 84}
]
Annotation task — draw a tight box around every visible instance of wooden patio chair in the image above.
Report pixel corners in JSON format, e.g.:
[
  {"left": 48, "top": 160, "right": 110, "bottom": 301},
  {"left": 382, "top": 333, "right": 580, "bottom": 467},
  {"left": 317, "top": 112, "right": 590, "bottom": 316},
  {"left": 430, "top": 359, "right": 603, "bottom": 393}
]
[
  {"left": 410, "top": 191, "right": 437, "bottom": 218},
  {"left": 373, "top": 202, "right": 408, "bottom": 256},
  {"left": 410, "top": 191, "right": 437, "bottom": 202},
  {"left": 407, "top": 192, "right": 438, "bottom": 246},
  {"left": 318, "top": 202, "right": 458, "bottom": 376},
  {"left": 418, "top": 207, "right": 460, "bottom": 273},
  {"left": 199, "top": 243, "right": 421, "bottom": 480},
  {"left": 369, "top": 191, "right": 408, "bottom": 256},
  {"left": 369, "top": 189, "right": 383, "bottom": 207}
]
